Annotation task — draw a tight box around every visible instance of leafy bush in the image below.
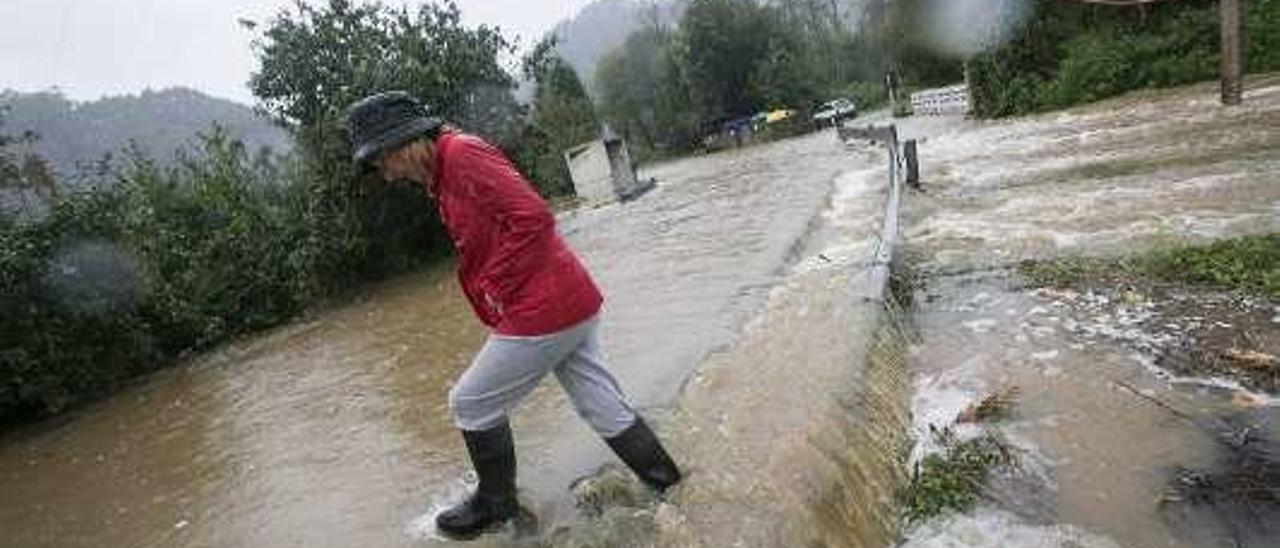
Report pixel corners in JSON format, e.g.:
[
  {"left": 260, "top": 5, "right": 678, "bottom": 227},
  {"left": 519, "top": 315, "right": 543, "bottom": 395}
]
[
  {"left": 0, "top": 129, "right": 327, "bottom": 422},
  {"left": 970, "top": 0, "right": 1280, "bottom": 118},
  {"left": 904, "top": 429, "right": 1012, "bottom": 525},
  {"left": 0, "top": 0, "right": 583, "bottom": 427},
  {"left": 249, "top": 0, "right": 534, "bottom": 285}
]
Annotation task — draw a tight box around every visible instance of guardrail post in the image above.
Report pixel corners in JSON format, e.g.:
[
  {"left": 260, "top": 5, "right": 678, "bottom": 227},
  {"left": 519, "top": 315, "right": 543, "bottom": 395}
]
[
  {"left": 836, "top": 122, "right": 905, "bottom": 303},
  {"left": 904, "top": 139, "right": 919, "bottom": 189}
]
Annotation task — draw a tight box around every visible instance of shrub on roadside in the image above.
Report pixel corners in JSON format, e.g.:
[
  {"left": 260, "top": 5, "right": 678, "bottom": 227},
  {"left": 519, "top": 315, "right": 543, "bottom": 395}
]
[
  {"left": 841, "top": 81, "right": 889, "bottom": 114},
  {"left": 970, "top": 0, "right": 1280, "bottom": 118},
  {"left": 0, "top": 129, "right": 339, "bottom": 423}
]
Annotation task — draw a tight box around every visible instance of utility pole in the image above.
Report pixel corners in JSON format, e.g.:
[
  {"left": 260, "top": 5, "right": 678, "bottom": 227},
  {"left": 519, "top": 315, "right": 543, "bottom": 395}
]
[
  {"left": 1220, "top": 0, "right": 1243, "bottom": 105},
  {"left": 876, "top": 0, "right": 898, "bottom": 114}
]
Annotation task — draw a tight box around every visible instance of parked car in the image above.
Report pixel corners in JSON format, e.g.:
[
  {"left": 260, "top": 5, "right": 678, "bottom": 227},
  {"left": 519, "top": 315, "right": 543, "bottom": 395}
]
[
  {"left": 764, "top": 109, "right": 795, "bottom": 123},
  {"left": 812, "top": 98, "right": 856, "bottom": 126}
]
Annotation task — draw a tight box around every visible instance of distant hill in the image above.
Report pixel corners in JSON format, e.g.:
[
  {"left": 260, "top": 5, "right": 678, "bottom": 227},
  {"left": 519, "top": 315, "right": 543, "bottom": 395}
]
[
  {"left": 550, "top": 0, "right": 687, "bottom": 91},
  {"left": 0, "top": 88, "right": 290, "bottom": 178}
]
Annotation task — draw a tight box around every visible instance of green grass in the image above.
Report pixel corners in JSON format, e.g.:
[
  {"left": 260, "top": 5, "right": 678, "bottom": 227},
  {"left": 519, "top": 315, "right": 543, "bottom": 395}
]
[
  {"left": 1019, "top": 233, "right": 1280, "bottom": 299},
  {"left": 903, "top": 429, "right": 1012, "bottom": 526}
]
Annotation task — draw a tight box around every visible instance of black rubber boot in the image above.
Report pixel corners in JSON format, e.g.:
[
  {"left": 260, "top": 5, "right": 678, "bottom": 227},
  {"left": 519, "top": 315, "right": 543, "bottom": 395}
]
[
  {"left": 436, "top": 421, "right": 519, "bottom": 539},
  {"left": 605, "top": 416, "right": 682, "bottom": 492}
]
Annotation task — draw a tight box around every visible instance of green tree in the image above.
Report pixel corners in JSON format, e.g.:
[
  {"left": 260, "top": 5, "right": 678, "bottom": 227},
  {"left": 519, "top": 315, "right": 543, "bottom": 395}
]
[
  {"left": 749, "top": 9, "right": 822, "bottom": 110},
  {"left": 680, "top": 0, "right": 770, "bottom": 118},
  {"left": 595, "top": 29, "right": 665, "bottom": 153},
  {"left": 966, "top": 0, "right": 1280, "bottom": 118},
  {"left": 249, "top": 0, "right": 519, "bottom": 283},
  {"left": 519, "top": 37, "right": 600, "bottom": 198}
]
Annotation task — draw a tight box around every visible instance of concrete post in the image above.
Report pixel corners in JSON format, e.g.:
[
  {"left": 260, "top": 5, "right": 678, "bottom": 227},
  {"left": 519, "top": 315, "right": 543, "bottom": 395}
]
[{"left": 1220, "top": 0, "right": 1243, "bottom": 105}]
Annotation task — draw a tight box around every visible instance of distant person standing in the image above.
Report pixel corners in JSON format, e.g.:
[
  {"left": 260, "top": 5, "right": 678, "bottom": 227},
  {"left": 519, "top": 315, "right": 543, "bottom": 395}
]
[{"left": 345, "top": 92, "right": 681, "bottom": 539}]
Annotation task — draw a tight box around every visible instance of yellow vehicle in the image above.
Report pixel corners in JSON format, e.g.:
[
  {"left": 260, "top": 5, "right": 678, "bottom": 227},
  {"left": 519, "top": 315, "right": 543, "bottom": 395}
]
[{"left": 764, "top": 109, "right": 794, "bottom": 123}]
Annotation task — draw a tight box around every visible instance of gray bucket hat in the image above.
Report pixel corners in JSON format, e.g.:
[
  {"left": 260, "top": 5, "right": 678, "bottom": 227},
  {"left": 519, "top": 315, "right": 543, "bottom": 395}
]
[{"left": 345, "top": 91, "right": 443, "bottom": 164}]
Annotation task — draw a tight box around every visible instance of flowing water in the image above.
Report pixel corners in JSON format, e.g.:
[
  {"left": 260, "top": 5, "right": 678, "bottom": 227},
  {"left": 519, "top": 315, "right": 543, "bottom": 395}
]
[
  {"left": 9, "top": 72, "right": 1264, "bottom": 548},
  {"left": 0, "top": 131, "right": 904, "bottom": 547},
  {"left": 546, "top": 145, "right": 912, "bottom": 547},
  {"left": 898, "top": 76, "right": 1280, "bottom": 547}
]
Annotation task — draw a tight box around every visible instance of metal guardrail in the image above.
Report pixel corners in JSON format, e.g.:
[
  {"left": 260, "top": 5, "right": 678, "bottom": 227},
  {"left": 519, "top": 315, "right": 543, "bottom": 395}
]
[
  {"left": 910, "top": 84, "right": 970, "bottom": 116},
  {"left": 836, "top": 123, "right": 907, "bottom": 303}
]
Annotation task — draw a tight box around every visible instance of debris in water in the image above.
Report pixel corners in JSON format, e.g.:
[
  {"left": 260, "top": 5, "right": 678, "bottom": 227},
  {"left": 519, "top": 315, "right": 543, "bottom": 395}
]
[
  {"left": 1222, "top": 349, "right": 1279, "bottom": 370},
  {"left": 1111, "top": 378, "right": 1280, "bottom": 542},
  {"left": 570, "top": 464, "right": 645, "bottom": 518},
  {"left": 1159, "top": 423, "right": 1280, "bottom": 545},
  {"left": 956, "top": 386, "right": 1020, "bottom": 424},
  {"left": 904, "top": 426, "right": 1018, "bottom": 526},
  {"left": 1231, "top": 391, "right": 1265, "bottom": 409}
]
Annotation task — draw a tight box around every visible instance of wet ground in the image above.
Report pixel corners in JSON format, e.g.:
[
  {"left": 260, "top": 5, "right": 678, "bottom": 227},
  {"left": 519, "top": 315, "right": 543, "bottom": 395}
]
[
  {"left": 0, "top": 131, "right": 890, "bottom": 547},
  {"left": 899, "top": 75, "right": 1280, "bottom": 273},
  {"left": 6, "top": 73, "right": 1275, "bottom": 548},
  {"left": 556, "top": 149, "right": 907, "bottom": 547},
  {"left": 898, "top": 75, "right": 1280, "bottom": 547}
]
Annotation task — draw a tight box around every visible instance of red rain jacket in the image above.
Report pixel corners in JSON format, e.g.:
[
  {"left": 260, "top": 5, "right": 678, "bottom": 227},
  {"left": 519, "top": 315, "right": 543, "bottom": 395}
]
[{"left": 430, "top": 132, "right": 603, "bottom": 336}]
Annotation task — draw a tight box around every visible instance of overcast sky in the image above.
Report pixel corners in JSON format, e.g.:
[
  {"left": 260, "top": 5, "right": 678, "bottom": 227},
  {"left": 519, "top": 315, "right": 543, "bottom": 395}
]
[{"left": 1, "top": 0, "right": 596, "bottom": 105}]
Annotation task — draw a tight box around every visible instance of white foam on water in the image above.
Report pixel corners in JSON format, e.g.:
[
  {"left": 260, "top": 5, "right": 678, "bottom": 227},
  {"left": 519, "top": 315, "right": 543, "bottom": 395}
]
[
  {"left": 405, "top": 476, "right": 476, "bottom": 541},
  {"left": 909, "top": 356, "right": 990, "bottom": 465},
  {"left": 796, "top": 167, "right": 884, "bottom": 274},
  {"left": 1244, "top": 83, "right": 1280, "bottom": 100},
  {"left": 962, "top": 319, "right": 998, "bottom": 334},
  {"left": 834, "top": 168, "right": 884, "bottom": 202},
  {"left": 1031, "top": 350, "right": 1059, "bottom": 362},
  {"left": 902, "top": 506, "right": 1123, "bottom": 548}
]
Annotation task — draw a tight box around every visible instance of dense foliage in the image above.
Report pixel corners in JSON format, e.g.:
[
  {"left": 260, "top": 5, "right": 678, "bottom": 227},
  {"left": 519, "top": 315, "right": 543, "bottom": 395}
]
[
  {"left": 248, "top": 0, "right": 524, "bottom": 286},
  {"left": 592, "top": 0, "right": 960, "bottom": 158},
  {"left": 969, "top": 0, "right": 1280, "bottom": 117},
  {"left": 0, "top": 0, "right": 586, "bottom": 425},
  {"left": 1, "top": 128, "right": 314, "bottom": 421},
  {"left": 514, "top": 37, "right": 601, "bottom": 199},
  {"left": 7, "top": 0, "right": 1274, "bottom": 426}
]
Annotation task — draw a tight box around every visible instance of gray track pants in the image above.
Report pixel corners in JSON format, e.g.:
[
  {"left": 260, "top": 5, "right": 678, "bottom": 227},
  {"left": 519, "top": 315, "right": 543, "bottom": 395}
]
[{"left": 448, "top": 315, "right": 637, "bottom": 438}]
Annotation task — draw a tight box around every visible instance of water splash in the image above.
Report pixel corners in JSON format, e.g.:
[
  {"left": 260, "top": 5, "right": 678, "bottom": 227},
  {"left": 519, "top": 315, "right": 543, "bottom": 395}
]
[{"left": 903, "top": 506, "right": 1123, "bottom": 548}]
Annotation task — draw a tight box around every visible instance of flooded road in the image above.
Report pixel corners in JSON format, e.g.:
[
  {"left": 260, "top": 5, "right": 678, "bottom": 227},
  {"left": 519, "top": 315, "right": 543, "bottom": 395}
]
[
  {"left": 550, "top": 148, "right": 909, "bottom": 547},
  {"left": 899, "top": 75, "right": 1280, "bottom": 547},
  {"left": 0, "top": 132, "right": 877, "bottom": 547},
  {"left": 899, "top": 74, "right": 1280, "bottom": 273},
  {"left": 10, "top": 71, "right": 1267, "bottom": 548}
]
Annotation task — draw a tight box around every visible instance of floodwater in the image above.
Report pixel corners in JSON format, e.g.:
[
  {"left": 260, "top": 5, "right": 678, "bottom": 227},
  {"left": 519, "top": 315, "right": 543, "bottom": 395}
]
[
  {"left": 899, "top": 75, "right": 1280, "bottom": 547},
  {"left": 0, "top": 131, "right": 895, "bottom": 547},
  {"left": 900, "top": 74, "right": 1280, "bottom": 273},
  {"left": 550, "top": 145, "right": 910, "bottom": 547}
]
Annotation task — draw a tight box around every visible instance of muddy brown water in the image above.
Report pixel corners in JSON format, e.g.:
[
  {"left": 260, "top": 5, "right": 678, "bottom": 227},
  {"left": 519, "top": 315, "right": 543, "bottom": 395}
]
[
  {"left": 0, "top": 132, "right": 894, "bottom": 547},
  {"left": 899, "top": 75, "right": 1280, "bottom": 547}
]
